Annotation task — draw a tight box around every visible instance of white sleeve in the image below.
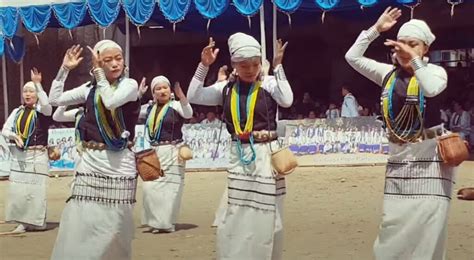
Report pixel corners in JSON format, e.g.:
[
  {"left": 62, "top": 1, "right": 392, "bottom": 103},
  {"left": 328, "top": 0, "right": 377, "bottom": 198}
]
[
  {"left": 2, "top": 108, "right": 19, "bottom": 141},
  {"left": 345, "top": 27, "right": 394, "bottom": 87},
  {"left": 170, "top": 100, "right": 193, "bottom": 119},
  {"left": 49, "top": 66, "right": 70, "bottom": 106},
  {"left": 413, "top": 61, "right": 448, "bottom": 98},
  {"left": 49, "top": 69, "right": 90, "bottom": 107},
  {"left": 139, "top": 103, "right": 151, "bottom": 121},
  {"left": 260, "top": 65, "right": 293, "bottom": 108},
  {"left": 97, "top": 78, "right": 139, "bottom": 110},
  {"left": 187, "top": 63, "right": 226, "bottom": 106},
  {"left": 53, "top": 106, "right": 80, "bottom": 123},
  {"left": 33, "top": 84, "right": 52, "bottom": 116}
]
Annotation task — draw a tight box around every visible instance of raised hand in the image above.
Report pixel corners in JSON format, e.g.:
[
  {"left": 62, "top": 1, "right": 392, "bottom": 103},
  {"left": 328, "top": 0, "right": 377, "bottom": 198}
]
[
  {"left": 62, "top": 44, "right": 84, "bottom": 70},
  {"left": 201, "top": 37, "right": 219, "bottom": 67},
  {"left": 273, "top": 39, "right": 288, "bottom": 68},
  {"left": 30, "top": 67, "right": 42, "bottom": 84},
  {"left": 374, "top": 7, "right": 402, "bottom": 33},
  {"left": 138, "top": 77, "right": 148, "bottom": 98},
  {"left": 87, "top": 46, "right": 102, "bottom": 69},
  {"left": 384, "top": 39, "right": 418, "bottom": 60},
  {"left": 217, "top": 65, "right": 228, "bottom": 82},
  {"left": 174, "top": 81, "right": 186, "bottom": 101}
]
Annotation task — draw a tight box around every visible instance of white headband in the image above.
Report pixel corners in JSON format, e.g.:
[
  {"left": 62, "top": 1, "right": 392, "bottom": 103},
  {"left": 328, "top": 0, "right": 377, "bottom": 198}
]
[
  {"left": 228, "top": 32, "right": 261, "bottom": 63},
  {"left": 150, "top": 75, "right": 171, "bottom": 94},
  {"left": 22, "top": 81, "right": 36, "bottom": 92},
  {"left": 397, "top": 19, "right": 435, "bottom": 46},
  {"left": 93, "top": 40, "right": 122, "bottom": 54}
]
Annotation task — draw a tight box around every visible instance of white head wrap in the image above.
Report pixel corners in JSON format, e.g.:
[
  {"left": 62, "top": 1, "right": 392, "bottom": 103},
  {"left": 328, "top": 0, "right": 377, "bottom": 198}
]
[
  {"left": 228, "top": 33, "right": 261, "bottom": 63},
  {"left": 397, "top": 19, "right": 435, "bottom": 46},
  {"left": 22, "top": 81, "right": 36, "bottom": 92},
  {"left": 93, "top": 40, "right": 122, "bottom": 54},
  {"left": 150, "top": 75, "right": 171, "bottom": 95}
]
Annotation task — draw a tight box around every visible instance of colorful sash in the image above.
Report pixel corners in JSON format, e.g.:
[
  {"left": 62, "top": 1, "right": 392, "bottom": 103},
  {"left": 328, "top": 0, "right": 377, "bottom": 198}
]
[
  {"left": 146, "top": 102, "right": 171, "bottom": 142},
  {"left": 230, "top": 81, "right": 261, "bottom": 165},
  {"left": 15, "top": 107, "right": 37, "bottom": 148},
  {"left": 381, "top": 71, "right": 425, "bottom": 143},
  {"left": 93, "top": 85, "right": 128, "bottom": 150}
]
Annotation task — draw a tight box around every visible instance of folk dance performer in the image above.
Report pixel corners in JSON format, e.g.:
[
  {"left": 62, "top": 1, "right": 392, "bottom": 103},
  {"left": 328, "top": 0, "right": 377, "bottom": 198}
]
[
  {"left": 140, "top": 77, "right": 193, "bottom": 233},
  {"left": 345, "top": 7, "right": 456, "bottom": 259},
  {"left": 49, "top": 41, "right": 140, "bottom": 260},
  {"left": 1, "top": 68, "right": 52, "bottom": 235},
  {"left": 187, "top": 33, "right": 293, "bottom": 260}
]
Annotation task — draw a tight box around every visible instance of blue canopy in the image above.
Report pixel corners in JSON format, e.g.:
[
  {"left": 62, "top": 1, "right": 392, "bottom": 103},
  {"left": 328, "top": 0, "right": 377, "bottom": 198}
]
[{"left": 0, "top": 0, "right": 470, "bottom": 58}]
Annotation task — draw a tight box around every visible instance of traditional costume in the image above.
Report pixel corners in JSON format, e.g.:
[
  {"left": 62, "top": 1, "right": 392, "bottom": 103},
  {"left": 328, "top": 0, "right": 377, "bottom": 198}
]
[
  {"left": 346, "top": 19, "right": 455, "bottom": 260},
  {"left": 187, "top": 32, "right": 293, "bottom": 260},
  {"left": 50, "top": 40, "right": 140, "bottom": 260},
  {"left": 1, "top": 81, "right": 52, "bottom": 234},
  {"left": 140, "top": 75, "right": 193, "bottom": 233}
]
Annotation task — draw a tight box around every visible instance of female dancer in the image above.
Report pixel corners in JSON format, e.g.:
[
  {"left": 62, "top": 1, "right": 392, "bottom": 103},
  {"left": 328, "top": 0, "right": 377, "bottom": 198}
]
[
  {"left": 1, "top": 68, "right": 52, "bottom": 234},
  {"left": 346, "top": 7, "right": 455, "bottom": 259},
  {"left": 187, "top": 34, "right": 292, "bottom": 259},
  {"left": 140, "top": 77, "right": 193, "bottom": 233},
  {"left": 49, "top": 41, "right": 140, "bottom": 260}
]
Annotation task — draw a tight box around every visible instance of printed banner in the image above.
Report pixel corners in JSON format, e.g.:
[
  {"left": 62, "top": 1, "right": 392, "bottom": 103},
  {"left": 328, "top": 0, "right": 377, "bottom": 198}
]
[
  {"left": 32, "top": 117, "right": 390, "bottom": 173},
  {"left": 283, "top": 117, "right": 389, "bottom": 165},
  {"left": 48, "top": 128, "right": 76, "bottom": 172}
]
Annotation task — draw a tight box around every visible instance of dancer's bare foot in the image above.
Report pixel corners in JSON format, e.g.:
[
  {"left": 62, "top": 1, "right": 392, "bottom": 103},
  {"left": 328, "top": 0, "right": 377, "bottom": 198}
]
[{"left": 457, "top": 187, "right": 474, "bottom": 200}]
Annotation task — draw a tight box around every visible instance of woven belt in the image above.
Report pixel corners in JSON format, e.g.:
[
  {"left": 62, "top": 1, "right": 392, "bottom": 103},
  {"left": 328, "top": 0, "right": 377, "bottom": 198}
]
[
  {"left": 82, "top": 140, "right": 135, "bottom": 151},
  {"left": 25, "top": 145, "right": 46, "bottom": 151},
  {"left": 232, "top": 130, "right": 278, "bottom": 143},
  {"left": 150, "top": 139, "right": 183, "bottom": 146}
]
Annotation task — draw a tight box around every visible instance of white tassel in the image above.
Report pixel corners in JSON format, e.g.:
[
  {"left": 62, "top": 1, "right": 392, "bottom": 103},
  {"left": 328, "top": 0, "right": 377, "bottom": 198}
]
[
  {"left": 286, "top": 13, "right": 292, "bottom": 28},
  {"left": 404, "top": 2, "right": 420, "bottom": 19},
  {"left": 137, "top": 26, "right": 141, "bottom": 40},
  {"left": 34, "top": 34, "right": 40, "bottom": 47},
  {"left": 9, "top": 39, "right": 14, "bottom": 51},
  {"left": 102, "top": 27, "right": 106, "bottom": 39},
  {"left": 248, "top": 16, "right": 251, "bottom": 29},
  {"left": 68, "top": 30, "right": 73, "bottom": 40},
  {"left": 207, "top": 19, "right": 211, "bottom": 32},
  {"left": 173, "top": 23, "right": 176, "bottom": 34},
  {"left": 321, "top": 11, "right": 326, "bottom": 24}
]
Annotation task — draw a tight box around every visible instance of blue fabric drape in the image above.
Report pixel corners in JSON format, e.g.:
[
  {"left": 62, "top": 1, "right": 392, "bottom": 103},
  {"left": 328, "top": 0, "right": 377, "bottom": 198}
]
[
  {"left": 52, "top": 2, "right": 87, "bottom": 30},
  {"left": 396, "top": 0, "right": 419, "bottom": 4},
  {"left": 0, "top": 7, "right": 19, "bottom": 38},
  {"left": 19, "top": 5, "right": 52, "bottom": 34},
  {"left": 0, "top": 35, "right": 4, "bottom": 57},
  {"left": 87, "top": 0, "right": 121, "bottom": 27},
  {"left": 159, "top": 0, "right": 192, "bottom": 23},
  {"left": 273, "top": 0, "right": 303, "bottom": 13},
  {"left": 122, "top": 0, "right": 156, "bottom": 25},
  {"left": 315, "top": 0, "right": 340, "bottom": 10},
  {"left": 358, "top": 0, "right": 378, "bottom": 7},
  {"left": 194, "top": 0, "right": 229, "bottom": 19},
  {"left": 232, "top": 0, "right": 263, "bottom": 16},
  {"left": 6, "top": 35, "right": 25, "bottom": 63}
]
